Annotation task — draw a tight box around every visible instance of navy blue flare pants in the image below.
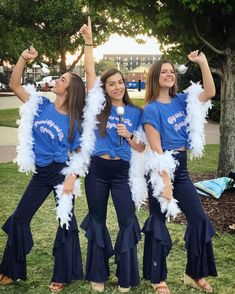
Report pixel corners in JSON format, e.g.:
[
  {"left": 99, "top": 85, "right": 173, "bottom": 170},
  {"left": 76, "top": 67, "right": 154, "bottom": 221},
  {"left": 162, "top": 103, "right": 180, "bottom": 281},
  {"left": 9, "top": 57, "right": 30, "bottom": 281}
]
[
  {"left": 0, "top": 161, "right": 83, "bottom": 283},
  {"left": 143, "top": 151, "right": 217, "bottom": 283},
  {"left": 81, "top": 156, "right": 141, "bottom": 288}
]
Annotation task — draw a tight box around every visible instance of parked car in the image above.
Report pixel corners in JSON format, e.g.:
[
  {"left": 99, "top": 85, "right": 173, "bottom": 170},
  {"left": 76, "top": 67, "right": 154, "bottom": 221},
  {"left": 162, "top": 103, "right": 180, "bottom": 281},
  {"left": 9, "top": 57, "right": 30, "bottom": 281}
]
[
  {"left": 0, "top": 82, "right": 7, "bottom": 89},
  {"left": 36, "top": 76, "right": 59, "bottom": 89}
]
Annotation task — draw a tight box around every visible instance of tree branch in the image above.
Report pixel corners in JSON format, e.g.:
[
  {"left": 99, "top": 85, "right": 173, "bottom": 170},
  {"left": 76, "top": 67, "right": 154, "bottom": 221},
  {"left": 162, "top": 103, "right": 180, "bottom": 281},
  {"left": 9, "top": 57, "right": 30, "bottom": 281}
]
[
  {"left": 210, "top": 67, "right": 223, "bottom": 78},
  {"left": 193, "top": 19, "right": 225, "bottom": 56},
  {"left": 69, "top": 46, "right": 84, "bottom": 72}
]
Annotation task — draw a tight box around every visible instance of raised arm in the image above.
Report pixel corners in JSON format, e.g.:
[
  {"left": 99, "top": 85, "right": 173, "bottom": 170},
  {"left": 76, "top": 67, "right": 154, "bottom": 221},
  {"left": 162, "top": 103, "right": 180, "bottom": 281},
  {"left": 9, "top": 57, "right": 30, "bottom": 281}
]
[
  {"left": 9, "top": 47, "right": 38, "bottom": 103},
  {"left": 188, "top": 51, "right": 216, "bottom": 102},
  {"left": 80, "top": 16, "right": 96, "bottom": 90}
]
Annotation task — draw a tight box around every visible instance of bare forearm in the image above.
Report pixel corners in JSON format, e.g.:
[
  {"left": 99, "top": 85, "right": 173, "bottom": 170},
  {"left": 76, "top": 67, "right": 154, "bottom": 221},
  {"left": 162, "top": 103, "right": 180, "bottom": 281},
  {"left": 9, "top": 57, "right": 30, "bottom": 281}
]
[
  {"left": 9, "top": 56, "right": 26, "bottom": 90},
  {"left": 199, "top": 60, "right": 216, "bottom": 101}
]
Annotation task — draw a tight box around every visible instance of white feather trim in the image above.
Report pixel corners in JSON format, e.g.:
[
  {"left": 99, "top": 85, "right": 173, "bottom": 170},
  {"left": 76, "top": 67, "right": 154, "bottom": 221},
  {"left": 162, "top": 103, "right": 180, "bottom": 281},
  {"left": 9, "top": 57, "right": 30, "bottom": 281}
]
[
  {"left": 129, "top": 148, "right": 148, "bottom": 209},
  {"left": 14, "top": 84, "right": 42, "bottom": 174},
  {"left": 145, "top": 150, "right": 181, "bottom": 219},
  {"left": 55, "top": 179, "right": 81, "bottom": 229},
  {"left": 56, "top": 79, "right": 106, "bottom": 228},
  {"left": 184, "top": 82, "right": 212, "bottom": 159}
]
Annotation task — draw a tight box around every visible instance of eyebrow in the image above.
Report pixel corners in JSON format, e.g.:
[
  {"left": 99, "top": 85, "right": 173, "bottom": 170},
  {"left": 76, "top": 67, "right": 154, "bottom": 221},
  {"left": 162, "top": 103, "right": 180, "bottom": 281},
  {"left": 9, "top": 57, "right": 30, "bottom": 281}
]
[{"left": 107, "top": 79, "right": 123, "bottom": 83}]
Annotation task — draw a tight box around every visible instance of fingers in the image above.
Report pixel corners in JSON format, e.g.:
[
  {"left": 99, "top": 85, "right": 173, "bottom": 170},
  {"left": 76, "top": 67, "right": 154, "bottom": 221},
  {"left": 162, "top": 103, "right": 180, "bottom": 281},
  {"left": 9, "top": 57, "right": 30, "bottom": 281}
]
[{"left": 88, "top": 16, "right": 91, "bottom": 27}]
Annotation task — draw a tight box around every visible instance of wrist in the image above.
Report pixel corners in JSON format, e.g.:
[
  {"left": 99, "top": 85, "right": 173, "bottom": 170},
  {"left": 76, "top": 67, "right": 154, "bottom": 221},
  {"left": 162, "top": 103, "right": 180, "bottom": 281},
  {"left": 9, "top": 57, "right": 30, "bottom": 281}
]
[
  {"left": 126, "top": 133, "right": 134, "bottom": 141},
  {"left": 85, "top": 43, "right": 93, "bottom": 46},
  {"left": 21, "top": 55, "right": 28, "bottom": 62}
]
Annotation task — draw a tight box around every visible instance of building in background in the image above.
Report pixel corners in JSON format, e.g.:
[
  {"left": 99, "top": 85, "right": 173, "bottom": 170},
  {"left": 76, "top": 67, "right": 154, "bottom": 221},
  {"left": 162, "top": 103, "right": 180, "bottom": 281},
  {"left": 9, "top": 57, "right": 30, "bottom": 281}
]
[{"left": 103, "top": 53, "right": 161, "bottom": 70}]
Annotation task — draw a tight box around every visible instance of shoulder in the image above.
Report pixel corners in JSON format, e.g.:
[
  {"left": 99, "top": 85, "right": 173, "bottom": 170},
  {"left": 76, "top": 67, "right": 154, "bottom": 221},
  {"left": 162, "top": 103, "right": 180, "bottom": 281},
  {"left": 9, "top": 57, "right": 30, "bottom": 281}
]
[
  {"left": 143, "top": 101, "right": 159, "bottom": 113},
  {"left": 126, "top": 104, "right": 142, "bottom": 115},
  {"left": 174, "top": 92, "right": 187, "bottom": 101}
]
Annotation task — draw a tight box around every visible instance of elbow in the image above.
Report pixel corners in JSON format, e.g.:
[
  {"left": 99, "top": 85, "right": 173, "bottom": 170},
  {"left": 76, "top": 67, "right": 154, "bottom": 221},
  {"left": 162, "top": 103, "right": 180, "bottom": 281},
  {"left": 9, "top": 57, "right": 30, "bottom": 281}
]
[{"left": 9, "top": 78, "right": 17, "bottom": 91}]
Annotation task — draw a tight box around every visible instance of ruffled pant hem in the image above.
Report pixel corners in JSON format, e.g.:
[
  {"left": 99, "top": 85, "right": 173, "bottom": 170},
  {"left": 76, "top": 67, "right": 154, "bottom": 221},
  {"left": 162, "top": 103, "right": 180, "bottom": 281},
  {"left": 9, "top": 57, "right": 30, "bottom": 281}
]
[
  {"left": 142, "top": 214, "right": 172, "bottom": 283},
  {"left": 0, "top": 216, "right": 33, "bottom": 281},
  {"left": 184, "top": 217, "right": 217, "bottom": 278}
]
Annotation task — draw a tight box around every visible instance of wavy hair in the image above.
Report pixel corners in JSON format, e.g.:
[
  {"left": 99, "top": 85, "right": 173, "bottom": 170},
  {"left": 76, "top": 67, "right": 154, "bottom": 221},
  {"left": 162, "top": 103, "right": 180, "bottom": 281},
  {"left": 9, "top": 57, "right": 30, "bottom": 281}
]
[
  {"left": 62, "top": 73, "right": 86, "bottom": 141},
  {"left": 144, "top": 60, "right": 178, "bottom": 105}
]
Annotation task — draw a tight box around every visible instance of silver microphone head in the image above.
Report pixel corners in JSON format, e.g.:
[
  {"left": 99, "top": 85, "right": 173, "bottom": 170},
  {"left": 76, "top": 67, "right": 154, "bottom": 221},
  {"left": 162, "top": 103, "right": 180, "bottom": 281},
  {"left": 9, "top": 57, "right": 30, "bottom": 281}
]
[
  {"left": 177, "top": 64, "right": 188, "bottom": 75},
  {"left": 116, "top": 106, "right": 125, "bottom": 116}
]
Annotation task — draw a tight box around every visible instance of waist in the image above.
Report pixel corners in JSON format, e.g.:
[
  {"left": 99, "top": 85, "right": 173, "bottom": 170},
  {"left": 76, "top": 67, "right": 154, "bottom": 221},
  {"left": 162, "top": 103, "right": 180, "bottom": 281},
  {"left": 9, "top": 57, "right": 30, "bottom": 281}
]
[{"left": 99, "top": 154, "right": 121, "bottom": 160}]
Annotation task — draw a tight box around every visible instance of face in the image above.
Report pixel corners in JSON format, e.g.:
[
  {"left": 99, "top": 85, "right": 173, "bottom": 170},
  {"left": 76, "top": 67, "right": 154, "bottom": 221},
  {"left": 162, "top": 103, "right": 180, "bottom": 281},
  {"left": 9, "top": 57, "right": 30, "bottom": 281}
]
[
  {"left": 158, "top": 63, "right": 176, "bottom": 89},
  {"left": 51, "top": 72, "right": 72, "bottom": 95},
  {"left": 105, "top": 73, "right": 126, "bottom": 104}
]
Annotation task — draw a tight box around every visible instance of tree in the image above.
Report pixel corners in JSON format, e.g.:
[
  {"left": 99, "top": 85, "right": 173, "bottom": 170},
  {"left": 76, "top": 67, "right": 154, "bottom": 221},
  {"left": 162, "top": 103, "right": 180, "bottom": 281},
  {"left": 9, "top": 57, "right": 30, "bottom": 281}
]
[
  {"left": 0, "top": 0, "right": 146, "bottom": 73},
  {"left": 95, "top": 60, "right": 117, "bottom": 76},
  {"left": 90, "top": 0, "right": 234, "bottom": 176}
]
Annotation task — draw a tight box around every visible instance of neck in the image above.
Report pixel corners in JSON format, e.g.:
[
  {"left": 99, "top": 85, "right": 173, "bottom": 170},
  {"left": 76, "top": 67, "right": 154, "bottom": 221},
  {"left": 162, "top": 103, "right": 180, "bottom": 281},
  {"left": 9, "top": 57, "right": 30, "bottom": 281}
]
[
  {"left": 54, "top": 95, "right": 68, "bottom": 114},
  {"left": 156, "top": 88, "right": 171, "bottom": 103},
  {"left": 112, "top": 101, "right": 125, "bottom": 107}
]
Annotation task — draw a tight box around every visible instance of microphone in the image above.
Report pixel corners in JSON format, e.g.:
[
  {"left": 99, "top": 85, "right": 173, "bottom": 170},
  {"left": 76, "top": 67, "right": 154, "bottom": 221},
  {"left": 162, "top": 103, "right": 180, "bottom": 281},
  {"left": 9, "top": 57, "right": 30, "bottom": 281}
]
[
  {"left": 177, "top": 44, "right": 206, "bottom": 75},
  {"left": 116, "top": 106, "right": 125, "bottom": 145}
]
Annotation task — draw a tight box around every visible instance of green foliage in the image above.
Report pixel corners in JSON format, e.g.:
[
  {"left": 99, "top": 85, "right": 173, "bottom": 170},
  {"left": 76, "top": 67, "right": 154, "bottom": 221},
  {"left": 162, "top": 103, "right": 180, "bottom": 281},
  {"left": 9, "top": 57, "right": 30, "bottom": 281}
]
[{"left": 95, "top": 60, "right": 117, "bottom": 76}]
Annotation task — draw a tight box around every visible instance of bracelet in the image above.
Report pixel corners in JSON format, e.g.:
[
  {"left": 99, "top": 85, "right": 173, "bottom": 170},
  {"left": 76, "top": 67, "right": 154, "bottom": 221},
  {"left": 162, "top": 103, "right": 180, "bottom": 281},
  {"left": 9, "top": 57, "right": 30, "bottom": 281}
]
[
  {"left": 21, "top": 55, "right": 28, "bottom": 62},
  {"left": 85, "top": 43, "right": 93, "bottom": 46},
  {"left": 127, "top": 133, "right": 134, "bottom": 141}
]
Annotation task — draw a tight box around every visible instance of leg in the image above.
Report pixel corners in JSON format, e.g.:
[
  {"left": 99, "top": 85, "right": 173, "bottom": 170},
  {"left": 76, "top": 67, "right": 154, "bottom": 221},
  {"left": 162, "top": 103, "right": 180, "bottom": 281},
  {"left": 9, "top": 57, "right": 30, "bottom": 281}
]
[
  {"left": 0, "top": 168, "right": 53, "bottom": 281},
  {"left": 173, "top": 152, "right": 217, "bottom": 292},
  {"left": 46, "top": 163, "right": 83, "bottom": 285},
  {"left": 110, "top": 160, "right": 141, "bottom": 289},
  {"left": 81, "top": 157, "right": 113, "bottom": 285},
  {"left": 142, "top": 175, "right": 172, "bottom": 286},
  {"left": 173, "top": 152, "right": 217, "bottom": 280}
]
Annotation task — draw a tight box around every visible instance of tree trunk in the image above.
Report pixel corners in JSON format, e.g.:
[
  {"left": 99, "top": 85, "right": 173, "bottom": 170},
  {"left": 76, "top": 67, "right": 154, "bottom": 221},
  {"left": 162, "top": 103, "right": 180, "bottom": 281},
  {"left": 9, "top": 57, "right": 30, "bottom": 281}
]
[
  {"left": 218, "top": 51, "right": 235, "bottom": 176},
  {"left": 60, "top": 52, "right": 67, "bottom": 74}
]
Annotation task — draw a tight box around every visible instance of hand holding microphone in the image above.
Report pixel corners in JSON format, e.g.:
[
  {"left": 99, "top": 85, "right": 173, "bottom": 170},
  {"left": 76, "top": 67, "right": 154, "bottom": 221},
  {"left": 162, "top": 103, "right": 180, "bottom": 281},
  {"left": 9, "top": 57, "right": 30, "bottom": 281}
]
[{"left": 116, "top": 106, "right": 125, "bottom": 145}]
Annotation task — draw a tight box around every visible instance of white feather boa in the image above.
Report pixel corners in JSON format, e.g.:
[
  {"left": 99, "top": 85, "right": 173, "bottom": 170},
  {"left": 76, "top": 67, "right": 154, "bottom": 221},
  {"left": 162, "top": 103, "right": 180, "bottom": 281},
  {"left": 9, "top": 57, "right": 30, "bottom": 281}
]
[
  {"left": 129, "top": 82, "right": 211, "bottom": 218},
  {"left": 55, "top": 79, "right": 105, "bottom": 228},
  {"left": 14, "top": 85, "right": 42, "bottom": 174},
  {"left": 184, "top": 82, "right": 212, "bottom": 159}
]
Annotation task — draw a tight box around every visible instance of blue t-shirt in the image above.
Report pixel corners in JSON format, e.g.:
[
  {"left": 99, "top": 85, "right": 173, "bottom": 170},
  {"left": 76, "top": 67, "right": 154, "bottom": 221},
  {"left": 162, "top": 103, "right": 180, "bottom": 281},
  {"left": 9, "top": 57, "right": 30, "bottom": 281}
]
[
  {"left": 92, "top": 104, "right": 142, "bottom": 161},
  {"left": 142, "top": 93, "right": 189, "bottom": 150},
  {"left": 32, "top": 97, "right": 81, "bottom": 166}
]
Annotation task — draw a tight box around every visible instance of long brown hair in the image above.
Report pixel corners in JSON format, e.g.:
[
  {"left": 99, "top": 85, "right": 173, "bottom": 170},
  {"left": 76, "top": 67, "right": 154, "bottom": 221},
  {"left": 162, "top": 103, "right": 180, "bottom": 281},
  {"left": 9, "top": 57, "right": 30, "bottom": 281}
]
[
  {"left": 99, "top": 68, "right": 135, "bottom": 136},
  {"left": 144, "top": 60, "right": 178, "bottom": 105},
  {"left": 62, "top": 72, "right": 86, "bottom": 141}
]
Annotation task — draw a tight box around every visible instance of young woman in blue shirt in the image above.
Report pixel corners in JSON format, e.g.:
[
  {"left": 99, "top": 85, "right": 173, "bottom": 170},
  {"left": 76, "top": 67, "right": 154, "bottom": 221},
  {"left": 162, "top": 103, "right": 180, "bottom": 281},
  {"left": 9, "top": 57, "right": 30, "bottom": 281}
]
[
  {"left": 0, "top": 47, "right": 85, "bottom": 292},
  {"left": 80, "top": 18, "right": 145, "bottom": 293},
  {"left": 142, "top": 52, "right": 217, "bottom": 294}
]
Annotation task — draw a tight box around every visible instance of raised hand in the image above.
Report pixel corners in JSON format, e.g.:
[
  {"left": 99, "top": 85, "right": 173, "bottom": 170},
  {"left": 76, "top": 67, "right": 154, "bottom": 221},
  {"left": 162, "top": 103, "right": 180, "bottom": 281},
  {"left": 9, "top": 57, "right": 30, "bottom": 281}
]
[
  {"left": 187, "top": 50, "right": 208, "bottom": 65},
  {"left": 80, "top": 16, "right": 93, "bottom": 44},
  {"left": 21, "top": 46, "right": 38, "bottom": 61}
]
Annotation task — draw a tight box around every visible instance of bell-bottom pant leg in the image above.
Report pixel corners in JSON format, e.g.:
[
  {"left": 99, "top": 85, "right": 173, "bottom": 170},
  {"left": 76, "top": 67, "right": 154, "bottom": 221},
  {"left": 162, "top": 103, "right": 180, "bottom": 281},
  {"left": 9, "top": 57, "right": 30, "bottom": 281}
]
[
  {"left": 110, "top": 159, "right": 141, "bottom": 288},
  {"left": 173, "top": 152, "right": 217, "bottom": 279},
  {"left": 0, "top": 162, "right": 62, "bottom": 281},
  {"left": 82, "top": 157, "right": 112, "bottom": 283}
]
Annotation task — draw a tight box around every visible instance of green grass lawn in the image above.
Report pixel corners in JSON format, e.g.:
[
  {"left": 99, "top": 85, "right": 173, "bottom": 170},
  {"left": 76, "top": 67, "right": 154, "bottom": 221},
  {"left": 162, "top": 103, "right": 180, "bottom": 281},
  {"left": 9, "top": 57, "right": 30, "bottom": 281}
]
[
  {"left": 0, "top": 157, "right": 234, "bottom": 294},
  {"left": 0, "top": 108, "right": 19, "bottom": 128}
]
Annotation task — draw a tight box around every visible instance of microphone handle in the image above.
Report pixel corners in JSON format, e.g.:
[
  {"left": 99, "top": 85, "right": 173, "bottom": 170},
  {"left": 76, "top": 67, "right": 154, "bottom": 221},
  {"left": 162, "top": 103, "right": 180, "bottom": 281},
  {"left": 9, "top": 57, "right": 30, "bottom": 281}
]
[
  {"left": 25, "top": 43, "right": 43, "bottom": 68},
  {"left": 119, "top": 115, "right": 123, "bottom": 145},
  {"left": 185, "top": 44, "right": 206, "bottom": 67}
]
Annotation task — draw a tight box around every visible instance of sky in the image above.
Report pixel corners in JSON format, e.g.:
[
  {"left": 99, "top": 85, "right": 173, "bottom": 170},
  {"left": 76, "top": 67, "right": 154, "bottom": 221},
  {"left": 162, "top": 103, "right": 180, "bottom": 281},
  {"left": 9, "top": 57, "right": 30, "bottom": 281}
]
[{"left": 67, "top": 34, "right": 161, "bottom": 63}]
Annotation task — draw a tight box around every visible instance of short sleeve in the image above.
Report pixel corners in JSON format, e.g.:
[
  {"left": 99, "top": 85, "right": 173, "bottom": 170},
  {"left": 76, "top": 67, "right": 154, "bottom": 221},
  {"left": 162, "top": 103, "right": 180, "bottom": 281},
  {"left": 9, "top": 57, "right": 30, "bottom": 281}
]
[
  {"left": 142, "top": 103, "right": 161, "bottom": 132},
  {"left": 37, "top": 96, "right": 50, "bottom": 113},
  {"left": 175, "top": 92, "right": 187, "bottom": 108}
]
